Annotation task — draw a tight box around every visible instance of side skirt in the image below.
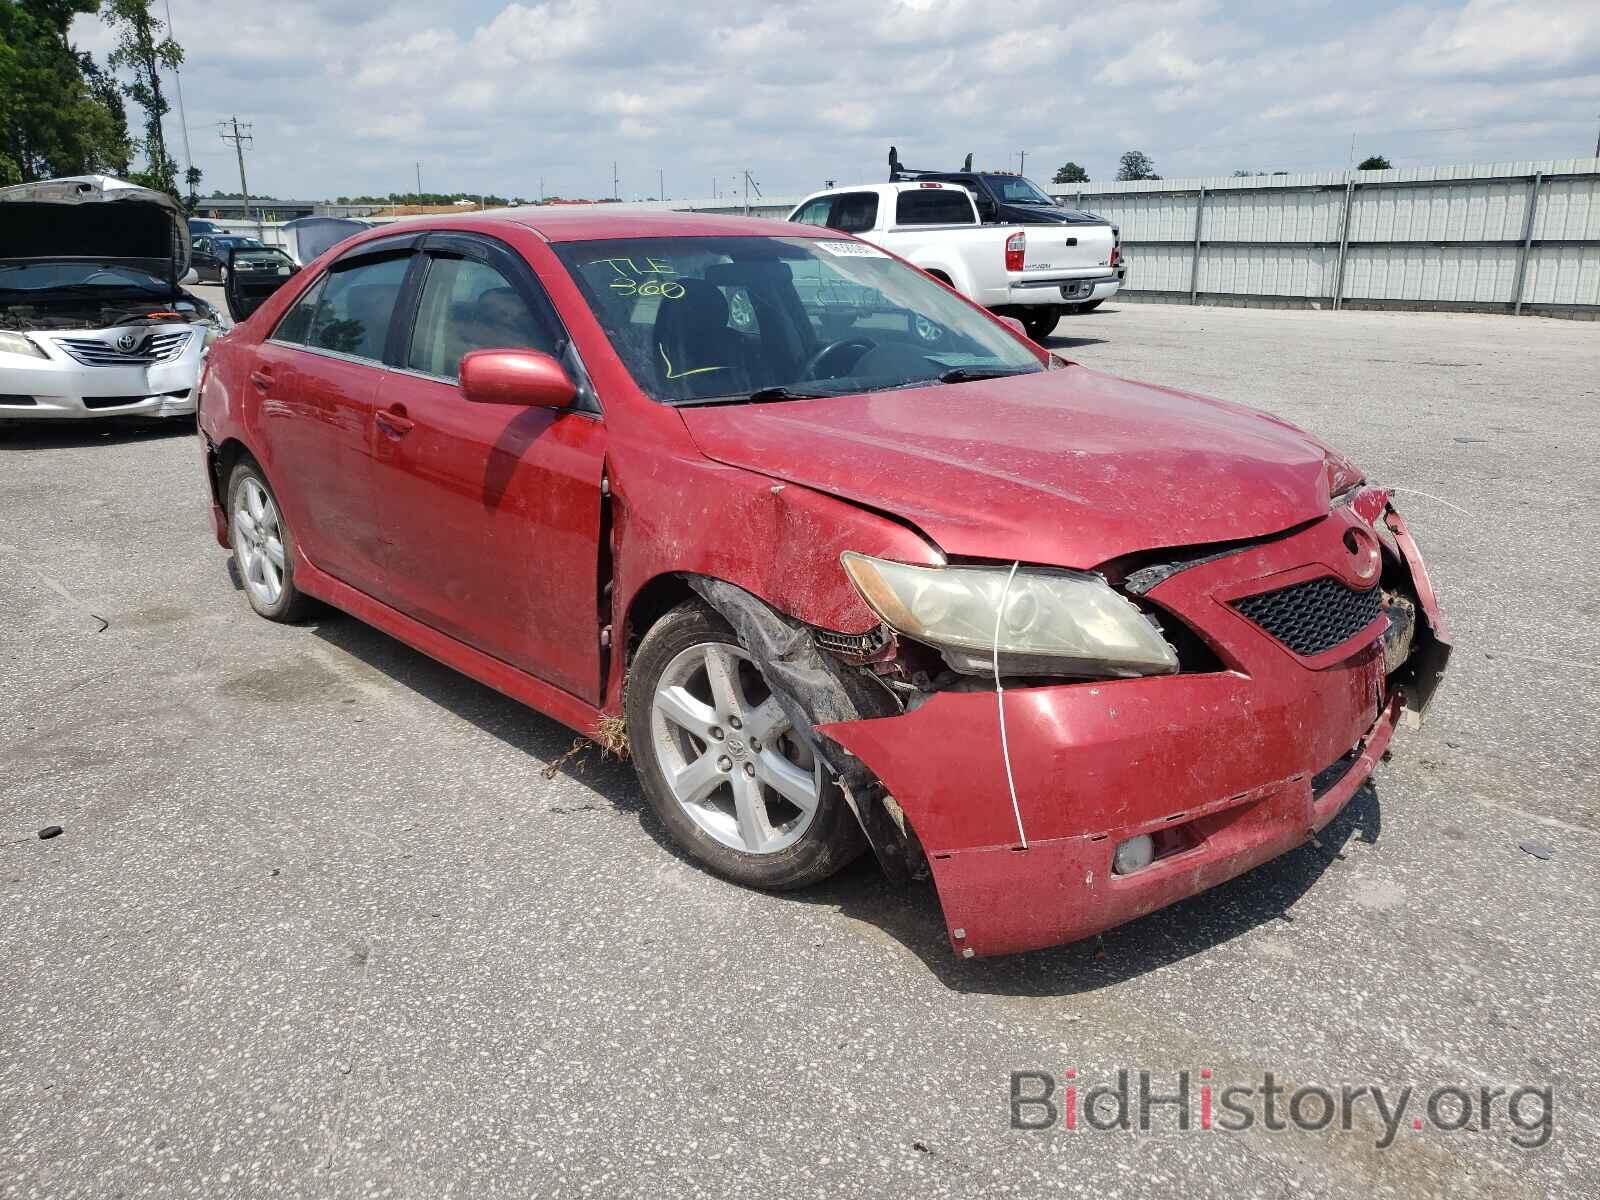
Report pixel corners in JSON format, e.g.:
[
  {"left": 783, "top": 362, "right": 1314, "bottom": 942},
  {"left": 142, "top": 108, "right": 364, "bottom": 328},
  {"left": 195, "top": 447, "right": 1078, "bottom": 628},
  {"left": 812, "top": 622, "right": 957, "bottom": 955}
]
[{"left": 295, "top": 557, "right": 606, "bottom": 738}]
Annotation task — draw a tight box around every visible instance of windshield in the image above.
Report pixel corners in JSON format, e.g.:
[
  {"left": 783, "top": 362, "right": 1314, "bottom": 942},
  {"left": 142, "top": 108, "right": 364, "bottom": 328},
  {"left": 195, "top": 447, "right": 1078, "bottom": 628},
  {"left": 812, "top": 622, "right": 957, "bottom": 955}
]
[
  {"left": 988, "top": 176, "right": 1057, "bottom": 205},
  {"left": 0, "top": 261, "right": 170, "bottom": 295},
  {"left": 553, "top": 235, "right": 1042, "bottom": 404}
]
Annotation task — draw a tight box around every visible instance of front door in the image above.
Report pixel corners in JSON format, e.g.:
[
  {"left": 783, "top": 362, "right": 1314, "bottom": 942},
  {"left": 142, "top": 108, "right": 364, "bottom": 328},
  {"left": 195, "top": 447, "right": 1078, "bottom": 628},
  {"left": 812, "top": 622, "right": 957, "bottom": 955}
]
[{"left": 369, "top": 236, "right": 607, "bottom": 702}]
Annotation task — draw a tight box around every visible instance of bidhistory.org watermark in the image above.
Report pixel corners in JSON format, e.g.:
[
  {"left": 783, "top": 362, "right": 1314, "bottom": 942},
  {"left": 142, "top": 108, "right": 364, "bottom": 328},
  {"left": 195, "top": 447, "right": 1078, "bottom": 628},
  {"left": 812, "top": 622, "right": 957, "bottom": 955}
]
[{"left": 1010, "top": 1069, "right": 1553, "bottom": 1149}]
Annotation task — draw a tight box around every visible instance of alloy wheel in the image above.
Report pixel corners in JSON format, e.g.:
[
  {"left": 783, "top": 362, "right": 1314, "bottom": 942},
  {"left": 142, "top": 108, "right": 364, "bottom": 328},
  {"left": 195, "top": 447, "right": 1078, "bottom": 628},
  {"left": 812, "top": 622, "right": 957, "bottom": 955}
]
[
  {"left": 649, "top": 641, "right": 822, "bottom": 855},
  {"left": 233, "top": 477, "right": 286, "bottom": 607}
]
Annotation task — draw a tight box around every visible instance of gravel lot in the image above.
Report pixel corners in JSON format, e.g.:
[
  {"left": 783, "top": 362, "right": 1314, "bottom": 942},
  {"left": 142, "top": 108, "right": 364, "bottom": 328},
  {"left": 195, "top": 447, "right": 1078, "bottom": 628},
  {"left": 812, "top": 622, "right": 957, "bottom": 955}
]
[{"left": 3, "top": 299, "right": 1597, "bottom": 1198}]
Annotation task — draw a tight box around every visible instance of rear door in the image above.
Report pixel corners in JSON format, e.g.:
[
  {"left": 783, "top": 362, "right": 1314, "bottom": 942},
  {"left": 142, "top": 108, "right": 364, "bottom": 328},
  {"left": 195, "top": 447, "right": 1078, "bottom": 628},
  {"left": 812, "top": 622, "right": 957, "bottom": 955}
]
[
  {"left": 252, "top": 242, "right": 417, "bottom": 594},
  {"left": 369, "top": 233, "right": 608, "bottom": 702}
]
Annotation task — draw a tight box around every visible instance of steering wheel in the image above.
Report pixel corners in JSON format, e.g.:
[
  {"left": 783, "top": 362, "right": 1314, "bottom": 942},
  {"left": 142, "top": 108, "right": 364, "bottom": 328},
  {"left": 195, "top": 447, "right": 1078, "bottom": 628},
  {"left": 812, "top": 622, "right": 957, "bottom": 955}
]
[{"left": 799, "top": 337, "right": 875, "bottom": 381}]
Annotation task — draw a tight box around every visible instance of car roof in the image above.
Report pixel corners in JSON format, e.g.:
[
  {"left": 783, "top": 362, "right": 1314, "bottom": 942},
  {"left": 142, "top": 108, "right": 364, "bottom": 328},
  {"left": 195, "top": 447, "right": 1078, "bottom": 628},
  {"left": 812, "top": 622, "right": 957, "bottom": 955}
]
[{"left": 375, "top": 207, "right": 827, "bottom": 244}]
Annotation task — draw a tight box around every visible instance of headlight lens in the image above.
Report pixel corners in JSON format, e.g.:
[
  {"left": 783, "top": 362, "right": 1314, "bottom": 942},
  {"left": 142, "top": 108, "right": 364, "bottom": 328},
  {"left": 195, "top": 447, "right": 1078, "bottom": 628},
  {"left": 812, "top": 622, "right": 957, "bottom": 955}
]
[
  {"left": 841, "top": 553, "right": 1179, "bottom": 678},
  {"left": 0, "top": 331, "right": 47, "bottom": 359}
]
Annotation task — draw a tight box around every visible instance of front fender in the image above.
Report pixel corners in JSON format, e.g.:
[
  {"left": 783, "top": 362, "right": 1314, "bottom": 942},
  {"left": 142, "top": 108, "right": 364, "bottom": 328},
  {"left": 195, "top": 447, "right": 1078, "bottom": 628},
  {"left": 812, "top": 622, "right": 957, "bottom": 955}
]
[{"left": 604, "top": 454, "right": 939, "bottom": 710}]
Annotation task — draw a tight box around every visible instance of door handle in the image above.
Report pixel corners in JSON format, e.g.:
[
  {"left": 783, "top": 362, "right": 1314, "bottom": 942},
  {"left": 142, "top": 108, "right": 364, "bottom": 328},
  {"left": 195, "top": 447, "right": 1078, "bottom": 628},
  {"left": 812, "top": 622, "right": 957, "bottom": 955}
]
[
  {"left": 249, "top": 369, "right": 272, "bottom": 392},
  {"left": 375, "top": 405, "right": 414, "bottom": 437}
]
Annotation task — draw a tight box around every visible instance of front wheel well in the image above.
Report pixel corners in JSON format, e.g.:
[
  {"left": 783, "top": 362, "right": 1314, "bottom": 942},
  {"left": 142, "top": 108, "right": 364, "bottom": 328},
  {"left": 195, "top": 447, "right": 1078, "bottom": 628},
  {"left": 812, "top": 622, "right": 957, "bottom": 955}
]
[
  {"left": 208, "top": 436, "right": 254, "bottom": 503},
  {"left": 924, "top": 268, "right": 954, "bottom": 287},
  {"left": 622, "top": 573, "right": 698, "bottom": 658}
]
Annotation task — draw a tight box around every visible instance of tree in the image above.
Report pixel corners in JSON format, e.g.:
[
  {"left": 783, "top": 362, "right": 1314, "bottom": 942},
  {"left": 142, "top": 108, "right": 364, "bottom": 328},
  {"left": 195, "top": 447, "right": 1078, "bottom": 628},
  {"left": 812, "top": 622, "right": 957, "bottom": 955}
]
[
  {"left": 0, "top": 0, "right": 131, "bottom": 182},
  {"left": 1357, "top": 155, "right": 1391, "bottom": 171},
  {"left": 1115, "top": 150, "right": 1160, "bottom": 181},
  {"left": 1052, "top": 161, "right": 1089, "bottom": 184},
  {"left": 102, "top": 0, "right": 183, "bottom": 197}
]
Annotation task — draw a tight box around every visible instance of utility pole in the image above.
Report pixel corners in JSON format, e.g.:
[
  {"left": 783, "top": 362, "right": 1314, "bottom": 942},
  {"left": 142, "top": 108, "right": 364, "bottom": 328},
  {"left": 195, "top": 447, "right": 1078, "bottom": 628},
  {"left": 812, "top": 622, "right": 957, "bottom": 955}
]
[
  {"left": 741, "top": 169, "right": 761, "bottom": 216},
  {"left": 218, "top": 117, "right": 255, "bottom": 236},
  {"left": 658, "top": 168, "right": 664, "bottom": 201},
  {"left": 1594, "top": 113, "right": 1599, "bottom": 158},
  {"left": 414, "top": 162, "right": 422, "bottom": 202},
  {"left": 1018, "top": 150, "right": 1026, "bottom": 175},
  {"left": 612, "top": 162, "right": 620, "bottom": 200}
]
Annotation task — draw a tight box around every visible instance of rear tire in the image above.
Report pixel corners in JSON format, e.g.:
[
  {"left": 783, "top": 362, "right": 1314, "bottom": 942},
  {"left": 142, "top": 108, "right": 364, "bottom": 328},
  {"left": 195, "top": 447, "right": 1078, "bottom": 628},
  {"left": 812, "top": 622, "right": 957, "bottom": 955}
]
[
  {"left": 1064, "top": 299, "right": 1104, "bottom": 314},
  {"left": 625, "top": 600, "right": 865, "bottom": 890},
  {"left": 1020, "top": 305, "right": 1061, "bottom": 341},
  {"left": 227, "top": 460, "right": 312, "bottom": 622}
]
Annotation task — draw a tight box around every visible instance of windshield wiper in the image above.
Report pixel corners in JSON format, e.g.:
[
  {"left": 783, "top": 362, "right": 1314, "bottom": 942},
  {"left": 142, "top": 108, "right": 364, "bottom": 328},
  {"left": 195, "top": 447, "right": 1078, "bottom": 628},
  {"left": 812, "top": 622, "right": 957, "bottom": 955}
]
[
  {"left": 676, "top": 385, "right": 838, "bottom": 407},
  {"left": 937, "top": 366, "right": 1036, "bottom": 383}
]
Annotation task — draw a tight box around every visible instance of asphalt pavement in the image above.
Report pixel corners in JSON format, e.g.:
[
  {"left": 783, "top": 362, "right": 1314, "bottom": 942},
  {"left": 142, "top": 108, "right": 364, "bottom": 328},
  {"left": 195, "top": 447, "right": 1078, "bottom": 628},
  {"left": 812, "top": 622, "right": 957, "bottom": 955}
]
[{"left": 3, "top": 300, "right": 1597, "bottom": 1197}]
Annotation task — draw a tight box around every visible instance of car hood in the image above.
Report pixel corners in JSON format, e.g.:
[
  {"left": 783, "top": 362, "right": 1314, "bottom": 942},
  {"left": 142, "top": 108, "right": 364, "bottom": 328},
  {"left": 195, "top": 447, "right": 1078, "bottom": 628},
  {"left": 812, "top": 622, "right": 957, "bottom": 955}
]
[
  {"left": 679, "top": 365, "right": 1339, "bottom": 568},
  {"left": 0, "top": 175, "right": 190, "bottom": 277}
]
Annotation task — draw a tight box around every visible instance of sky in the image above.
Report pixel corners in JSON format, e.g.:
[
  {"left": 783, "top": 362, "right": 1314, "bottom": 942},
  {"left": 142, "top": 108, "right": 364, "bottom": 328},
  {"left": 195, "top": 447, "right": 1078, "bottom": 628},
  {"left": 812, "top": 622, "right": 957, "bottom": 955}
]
[{"left": 68, "top": 0, "right": 1600, "bottom": 203}]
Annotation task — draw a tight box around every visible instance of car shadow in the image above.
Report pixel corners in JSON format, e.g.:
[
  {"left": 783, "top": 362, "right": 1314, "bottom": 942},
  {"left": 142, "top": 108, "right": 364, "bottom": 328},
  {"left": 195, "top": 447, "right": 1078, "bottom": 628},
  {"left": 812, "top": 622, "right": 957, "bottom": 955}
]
[
  {"left": 1040, "top": 335, "right": 1108, "bottom": 350},
  {"left": 785, "top": 780, "right": 1383, "bottom": 995},
  {"left": 304, "top": 602, "right": 1382, "bottom": 993},
  {"left": 0, "top": 418, "right": 195, "bottom": 450},
  {"left": 305, "top": 607, "right": 645, "bottom": 812}
]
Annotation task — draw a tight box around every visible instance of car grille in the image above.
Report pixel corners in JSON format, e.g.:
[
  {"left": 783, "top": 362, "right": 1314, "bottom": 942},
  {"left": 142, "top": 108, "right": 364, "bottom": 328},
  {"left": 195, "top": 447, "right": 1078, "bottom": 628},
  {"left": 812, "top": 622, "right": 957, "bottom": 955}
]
[
  {"left": 1233, "top": 576, "right": 1382, "bottom": 657},
  {"left": 53, "top": 329, "right": 193, "bottom": 367}
]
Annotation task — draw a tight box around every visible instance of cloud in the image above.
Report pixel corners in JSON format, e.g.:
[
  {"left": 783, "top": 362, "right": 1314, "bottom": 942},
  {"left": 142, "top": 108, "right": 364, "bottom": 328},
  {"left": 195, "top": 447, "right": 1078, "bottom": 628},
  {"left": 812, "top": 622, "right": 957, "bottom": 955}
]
[{"left": 69, "top": 0, "right": 1600, "bottom": 202}]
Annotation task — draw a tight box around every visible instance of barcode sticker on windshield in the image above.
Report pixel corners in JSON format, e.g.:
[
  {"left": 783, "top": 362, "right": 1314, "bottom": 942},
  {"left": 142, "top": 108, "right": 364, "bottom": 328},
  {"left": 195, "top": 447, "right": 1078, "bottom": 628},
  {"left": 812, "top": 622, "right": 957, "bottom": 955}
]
[{"left": 814, "top": 240, "right": 886, "bottom": 258}]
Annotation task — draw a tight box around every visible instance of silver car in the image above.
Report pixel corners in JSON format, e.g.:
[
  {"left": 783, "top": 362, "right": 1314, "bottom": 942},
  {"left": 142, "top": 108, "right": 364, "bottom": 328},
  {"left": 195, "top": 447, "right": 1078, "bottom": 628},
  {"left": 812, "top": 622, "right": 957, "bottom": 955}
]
[{"left": 0, "top": 176, "right": 223, "bottom": 422}]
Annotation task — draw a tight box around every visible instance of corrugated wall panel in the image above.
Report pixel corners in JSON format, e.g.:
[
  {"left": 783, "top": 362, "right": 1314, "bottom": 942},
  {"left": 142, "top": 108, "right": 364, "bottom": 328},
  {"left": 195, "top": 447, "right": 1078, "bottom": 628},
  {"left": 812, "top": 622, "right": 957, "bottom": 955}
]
[
  {"left": 1202, "top": 189, "right": 1343, "bottom": 242},
  {"left": 1343, "top": 244, "right": 1521, "bottom": 302},
  {"left": 1079, "top": 193, "right": 1197, "bottom": 241},
  {"left": 1119, "top": 244, "right": 1192, "bottom": 292},
  {"left": 1053, "top": 158, "right": 1598, "bottom": 310},
  {"left": 1523, "top": 245, "right": 1600, "bottom": 305},
  {"left": 1534, "top": 180, "right": 1600, "bottom": 240},
  {"left": 1200, "top": 245, "right": 1337, "bottom": 297},
  {"left": 1347, "top": 181, "right": 1531, "bottom": 242}
]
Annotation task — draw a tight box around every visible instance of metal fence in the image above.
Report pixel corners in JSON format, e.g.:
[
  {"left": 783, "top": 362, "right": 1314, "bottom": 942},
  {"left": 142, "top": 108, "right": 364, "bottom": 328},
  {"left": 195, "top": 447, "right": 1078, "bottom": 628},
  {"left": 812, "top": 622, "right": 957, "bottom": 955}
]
[{"left": 1052, "top": 158, "right": 1600, "bottom": 316}]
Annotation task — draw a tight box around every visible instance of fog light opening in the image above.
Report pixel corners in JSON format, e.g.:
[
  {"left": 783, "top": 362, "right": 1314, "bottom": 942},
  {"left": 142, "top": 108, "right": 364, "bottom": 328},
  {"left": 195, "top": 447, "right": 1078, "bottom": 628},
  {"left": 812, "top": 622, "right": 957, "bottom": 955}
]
[{"left": 1112, "top": 834, "right": 1155, "bottom": 875}]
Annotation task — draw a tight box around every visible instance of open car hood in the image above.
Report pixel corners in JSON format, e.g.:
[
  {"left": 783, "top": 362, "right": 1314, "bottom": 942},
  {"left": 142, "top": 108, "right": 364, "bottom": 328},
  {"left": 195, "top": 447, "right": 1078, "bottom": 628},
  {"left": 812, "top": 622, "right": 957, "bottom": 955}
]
[
  {"left": 679, "top": 365, "right": 1340, "bottom": 568},
  {"left": 0, "top": 175, "right": 190, "bottom": 277}
]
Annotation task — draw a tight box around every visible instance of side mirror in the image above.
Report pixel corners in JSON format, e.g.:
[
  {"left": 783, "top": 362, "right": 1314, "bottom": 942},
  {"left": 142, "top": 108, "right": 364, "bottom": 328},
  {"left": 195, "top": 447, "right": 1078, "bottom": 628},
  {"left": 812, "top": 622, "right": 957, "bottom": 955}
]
[
  {"left": 459, "top": 349, "right": 576, "bottom": 409},
  {"left": 996, "top": 314, "right": 1027, "bottom": 338}
]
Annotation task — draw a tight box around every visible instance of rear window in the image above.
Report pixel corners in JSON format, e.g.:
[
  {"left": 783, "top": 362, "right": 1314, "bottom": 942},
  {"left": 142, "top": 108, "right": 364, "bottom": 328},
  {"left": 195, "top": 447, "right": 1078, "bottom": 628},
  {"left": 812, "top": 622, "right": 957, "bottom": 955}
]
[
  {"left": 828, "top": 193, "right": 878, "bottom": 233},
  {"left": 894, "top": 189, "right": 974, "bottom": 226},
  {"left": 303, "top": 254, "right": 410, "bottom": 361}
]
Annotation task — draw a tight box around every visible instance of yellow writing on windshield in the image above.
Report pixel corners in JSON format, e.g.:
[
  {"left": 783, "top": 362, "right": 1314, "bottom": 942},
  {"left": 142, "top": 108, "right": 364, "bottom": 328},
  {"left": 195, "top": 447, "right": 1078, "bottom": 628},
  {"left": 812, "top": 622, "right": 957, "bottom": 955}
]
[{"left": 590, "top": 256, "right": 686, "bottom": 299}]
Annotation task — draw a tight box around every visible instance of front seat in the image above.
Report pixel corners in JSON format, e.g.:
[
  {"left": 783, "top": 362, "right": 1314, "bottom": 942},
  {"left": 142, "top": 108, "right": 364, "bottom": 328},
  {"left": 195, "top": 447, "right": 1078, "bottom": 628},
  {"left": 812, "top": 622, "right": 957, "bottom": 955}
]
[{"left": 651, "top": 279, "right": 753, "bottom": 398}]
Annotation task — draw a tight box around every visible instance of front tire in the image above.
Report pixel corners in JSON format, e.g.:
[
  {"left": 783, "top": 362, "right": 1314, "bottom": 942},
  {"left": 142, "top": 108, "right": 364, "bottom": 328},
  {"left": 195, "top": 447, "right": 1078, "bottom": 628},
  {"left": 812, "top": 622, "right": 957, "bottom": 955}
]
[
  {"left": 1020, "top": 305, "right": 1061, "bottom": 341},
  {"left": 626, "top": 601, "right": 865, "bottom": 890},
  {"left": 227, "top": 460, "right": 311, "bottom": 622}
]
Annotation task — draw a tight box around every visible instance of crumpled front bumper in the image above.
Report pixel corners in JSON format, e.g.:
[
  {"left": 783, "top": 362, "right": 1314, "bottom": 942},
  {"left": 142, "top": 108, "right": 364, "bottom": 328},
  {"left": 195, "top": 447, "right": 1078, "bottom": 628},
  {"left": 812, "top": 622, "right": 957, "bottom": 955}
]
[{"left": 819, "top": 496, "right": 1449, "bottom": 957}]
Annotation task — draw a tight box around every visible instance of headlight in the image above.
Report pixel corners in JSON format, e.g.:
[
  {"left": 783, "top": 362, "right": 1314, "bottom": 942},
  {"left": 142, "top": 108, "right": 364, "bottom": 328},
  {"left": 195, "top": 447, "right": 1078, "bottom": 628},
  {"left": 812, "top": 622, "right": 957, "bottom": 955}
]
[
  {"left": 0, "top": 331, "right": 47, "bottom": 359},
  {"left": 841, "top": 553, "right": 1179, "bottom": 678}
]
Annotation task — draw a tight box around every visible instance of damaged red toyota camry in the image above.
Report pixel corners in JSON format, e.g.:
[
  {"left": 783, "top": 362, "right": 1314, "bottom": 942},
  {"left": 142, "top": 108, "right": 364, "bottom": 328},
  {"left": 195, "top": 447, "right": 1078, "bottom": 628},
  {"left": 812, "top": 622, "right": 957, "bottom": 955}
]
[{"left": 197, "top": 209, "right": 1449, "bottom": 957}]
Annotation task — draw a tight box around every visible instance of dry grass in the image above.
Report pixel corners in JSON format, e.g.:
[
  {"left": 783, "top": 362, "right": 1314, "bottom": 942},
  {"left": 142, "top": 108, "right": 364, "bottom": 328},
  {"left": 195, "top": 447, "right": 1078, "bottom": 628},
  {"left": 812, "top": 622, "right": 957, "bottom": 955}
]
[{"left": 538, "top": 717, "right": 631, "bottom": 780}]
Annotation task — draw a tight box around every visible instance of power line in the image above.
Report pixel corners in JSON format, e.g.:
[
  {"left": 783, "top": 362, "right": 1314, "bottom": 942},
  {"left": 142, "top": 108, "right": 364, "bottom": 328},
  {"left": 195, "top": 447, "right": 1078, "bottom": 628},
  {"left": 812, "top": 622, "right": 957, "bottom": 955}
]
[{"left": 163, "top": 0, "right": 192, "bottom": 187}]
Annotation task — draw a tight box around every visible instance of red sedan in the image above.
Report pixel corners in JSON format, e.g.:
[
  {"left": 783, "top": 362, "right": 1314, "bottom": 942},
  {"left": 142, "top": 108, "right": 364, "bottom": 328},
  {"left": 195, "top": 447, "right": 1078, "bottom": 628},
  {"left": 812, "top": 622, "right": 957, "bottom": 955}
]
[{"left": 197, "top": 209, "right": 1449, "bottom": 957}]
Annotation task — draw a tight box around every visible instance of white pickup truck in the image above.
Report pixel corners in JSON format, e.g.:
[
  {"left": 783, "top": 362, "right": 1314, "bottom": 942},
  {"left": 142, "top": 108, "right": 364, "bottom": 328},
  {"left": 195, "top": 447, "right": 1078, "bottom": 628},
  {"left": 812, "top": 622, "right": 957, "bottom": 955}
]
[{"left": 786, "top": 181, "right": 1119, "bottom": 340}]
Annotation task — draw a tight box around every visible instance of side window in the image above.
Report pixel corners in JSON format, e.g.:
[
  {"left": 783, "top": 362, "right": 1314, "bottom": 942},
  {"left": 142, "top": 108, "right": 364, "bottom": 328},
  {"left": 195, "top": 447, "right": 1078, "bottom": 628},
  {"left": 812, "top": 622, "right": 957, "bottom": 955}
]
[
  {"left": 271, "top": 276, "right": 326, "bottom": 345},
  {"left": 406, "top": 255, "right": 556, "bottom": 381},
  {"left": 895, "top": 189, "right": 975, "bottom": 226},
  {"left": 305, "top": 253, "right": 411, "bottom": 360},
  {"left": 791, "top": 197, "right": 832, "bottom": 227},
  {"left": 828, "top": 193, "right": 879, "bottom": 233},
  {"left": 193, "top": 237, "right": 210, "bottom": 256}
]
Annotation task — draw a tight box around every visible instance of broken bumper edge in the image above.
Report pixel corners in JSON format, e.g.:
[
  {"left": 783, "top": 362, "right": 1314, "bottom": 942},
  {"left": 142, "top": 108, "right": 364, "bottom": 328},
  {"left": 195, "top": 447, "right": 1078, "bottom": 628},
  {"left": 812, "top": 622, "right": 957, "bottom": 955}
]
[{"left": 929, "top": 690, "right": 1401, "bottom": 958}]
